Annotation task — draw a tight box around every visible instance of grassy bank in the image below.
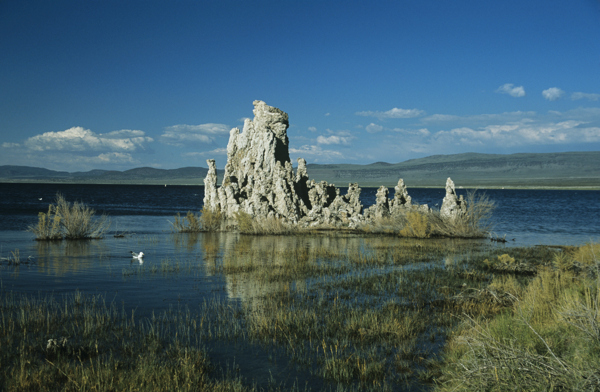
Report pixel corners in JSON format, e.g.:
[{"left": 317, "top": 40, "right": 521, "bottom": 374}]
[{"left": 435, "top": 243, "right": 600, "bottom": 391}]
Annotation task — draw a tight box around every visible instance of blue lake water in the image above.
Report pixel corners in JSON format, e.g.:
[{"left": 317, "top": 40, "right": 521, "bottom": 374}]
[
  {"left": 1, "top": 183, "right": 599, "bottom": 389},
  {"left": 2, "top": 183, "right": 598, "bottom": 246}
]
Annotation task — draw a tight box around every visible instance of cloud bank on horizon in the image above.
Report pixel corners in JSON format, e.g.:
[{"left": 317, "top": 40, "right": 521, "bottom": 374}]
[{"left": 1, "top": 0, "right": 599, "bottom": 172}]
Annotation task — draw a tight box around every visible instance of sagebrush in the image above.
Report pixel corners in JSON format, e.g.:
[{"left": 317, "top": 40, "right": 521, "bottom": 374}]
[
  {"left": 29, "top": 194, "right": 110, "bottom": 240},
  {"left": 171, "top": 207, "right": 222, "bottom": 232}
]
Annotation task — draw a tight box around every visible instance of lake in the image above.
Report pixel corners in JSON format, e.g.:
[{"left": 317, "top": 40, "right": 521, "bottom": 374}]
[{"left": 1, "top": 183, "right": 599, "bottom": 390}]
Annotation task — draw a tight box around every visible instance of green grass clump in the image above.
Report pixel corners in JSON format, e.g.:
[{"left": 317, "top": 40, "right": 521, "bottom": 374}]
[{"left": 29, "top": 194, "right": 110, "bottom": 240}]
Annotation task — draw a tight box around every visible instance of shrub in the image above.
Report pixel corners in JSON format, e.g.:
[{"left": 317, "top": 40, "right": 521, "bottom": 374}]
[
  {"left": 32, "top": 205, "right": 63, "bottom": 240},
  {"left": 571, "top": 243, "right": 600, "bottom": 265},
  {"left": 199, "top": 206, "right": 222, "bottom": 231},
  {"left": 399, "top": 211, "right": 430, "bottom": 238},
  {"left": 234, "top": 211, "right": 254, "bottom": 233},
  {"left": 171, "top": 211, "right": 202, "bottom": 233},
  {"left": 430, "top": 190, "right": 495, "bottom": 238},
  {"left": 235, "top": 211, "right": 293, "bottom": 235},
  {"left": 171, "top": 207, "right": 222, "bottom": 232},
  {"left": 29, "top": 194, "right": 110, "bottom": 240}
]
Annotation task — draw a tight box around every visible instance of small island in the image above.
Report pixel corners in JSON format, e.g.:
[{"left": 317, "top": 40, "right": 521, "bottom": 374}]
[{"left": 201, "top": 100, "right": 486, "bottom": 237}]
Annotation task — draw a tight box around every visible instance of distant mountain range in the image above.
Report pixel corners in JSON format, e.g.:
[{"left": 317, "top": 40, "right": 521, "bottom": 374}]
[
  {"left": 0, "top": 166, "right": 209, "bottom": 185},
  {"left": 1, "top": 151, "right": 599, "bottom": 188}
]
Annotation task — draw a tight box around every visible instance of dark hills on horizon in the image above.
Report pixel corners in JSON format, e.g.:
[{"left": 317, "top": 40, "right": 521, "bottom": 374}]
[{"left": 1, "top": 151, "right": 599, "bottom": 188}]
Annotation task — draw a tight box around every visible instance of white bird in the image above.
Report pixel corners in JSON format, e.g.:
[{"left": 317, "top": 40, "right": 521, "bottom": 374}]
[{"left": 130, "top": 251, "right": 144, "bottom": 264}]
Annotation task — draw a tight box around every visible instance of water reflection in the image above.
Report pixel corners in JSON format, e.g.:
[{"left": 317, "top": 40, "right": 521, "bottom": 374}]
[
  {"left": 191, "top": 232, "right": 492, "bottom": 302},
  {"left": 34, "top": 240, "right": 111, "bottom": 276}
]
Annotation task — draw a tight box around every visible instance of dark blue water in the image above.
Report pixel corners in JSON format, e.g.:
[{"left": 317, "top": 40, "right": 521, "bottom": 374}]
[{"left": 1, "top": 183, "right": 599, "bottom": 245}]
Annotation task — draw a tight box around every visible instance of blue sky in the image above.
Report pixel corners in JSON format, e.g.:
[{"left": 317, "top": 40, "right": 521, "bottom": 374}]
[{"left": 1, "top": 0, "right": 600, "bottom": 172}]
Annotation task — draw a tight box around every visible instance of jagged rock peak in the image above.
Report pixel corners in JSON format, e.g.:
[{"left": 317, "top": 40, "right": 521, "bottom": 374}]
[{"left": 440, "top": 177, "right": 467, "bottom": 221}]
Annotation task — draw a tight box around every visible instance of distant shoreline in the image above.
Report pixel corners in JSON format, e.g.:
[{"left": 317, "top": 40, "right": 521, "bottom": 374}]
[
  {"left": 2, "top": 151, "right": 599, "bottom": 190},
  {"left": 2, "top": 179, "right": 599, "bottom": 190}
]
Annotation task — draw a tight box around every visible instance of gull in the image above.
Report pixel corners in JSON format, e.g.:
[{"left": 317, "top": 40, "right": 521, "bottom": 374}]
[{"left": 130, "top": 251, "right": 144, "bottom": 264}]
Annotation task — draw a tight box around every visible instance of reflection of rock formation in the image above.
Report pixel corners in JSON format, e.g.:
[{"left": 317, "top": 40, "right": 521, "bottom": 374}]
[
  {"left": 204, "top": 100, "right": 466, "bottom": 229},
  {"left": 218, "top": 234, "right": 365, "bottom": 301},
  {"left": 197, "top": 232, "right": 486, "bottom": 308}
]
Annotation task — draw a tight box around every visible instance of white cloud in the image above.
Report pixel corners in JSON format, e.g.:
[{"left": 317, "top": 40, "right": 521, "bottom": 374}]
[
  {"left": 356, "top": 107, "right": 425, "bottom": 120},
  {"left": 422, "top": 111, "right": 537, "bottom": 126},
  {"left": 95, "top": 152, "right": 136, "bottom": 164},
  {"left": 308, "top": 126, "right": 317, "bottom": 132},
  {"left": 496, "top": 83, "right": 526, "bottom": 97},
  {"left": 431, "top": 119, "right": 598, "bottom": 147},
  {"left": 542, "top": 87, "right": 565, "bottom": 101},
  {"left": 571, "top": 92, "right": 600, "bottom": 101},
  {"left": 391, "top": 127, "right": 431, "bottom": 136},
  {"left": 24, "top": 127, "right": 152, "bottom": 152},
  {"left": 290, "top": 145, "right": 344, "bottom": 160},
  {"left": 365, "top": 123, "right": 384, "bottom": 133},
  {"left": 316, "top": 135, "right": 353, "bottom": 145},
  {"left": 183, "top": 148, "right": 228, "bottom": 157},
  {"left": 160, "top": 123, "right": 230, "bottom": 146},
  {"left": 2, "top": 142, "right": 20, "bottom": 148}
]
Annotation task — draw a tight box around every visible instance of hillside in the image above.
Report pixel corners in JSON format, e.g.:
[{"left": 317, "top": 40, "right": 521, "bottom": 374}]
[
  {"left": 1, "top": 151, "right": 599, "bottom": 188},
  {"left": 0, "top": 166, "right": 209, "bottom": 185},
  {"left": 306, "top": 151, "right": 600, "bottom": 188}
]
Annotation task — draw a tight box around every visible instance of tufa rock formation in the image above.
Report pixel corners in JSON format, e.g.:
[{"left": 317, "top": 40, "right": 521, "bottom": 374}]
[{"left": 203, "top": 100, "right": 466, "bottom": 229}]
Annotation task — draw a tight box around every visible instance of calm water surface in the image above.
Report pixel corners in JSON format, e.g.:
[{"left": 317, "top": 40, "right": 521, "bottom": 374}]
[
  {"left": 1, "top": 183, "right": 599, "bottom": 390},
  {"left": 1, "top": 183, "right": 599, "bottom": 309}
]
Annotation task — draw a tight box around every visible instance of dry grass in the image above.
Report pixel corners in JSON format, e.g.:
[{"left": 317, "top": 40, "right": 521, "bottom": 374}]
[
  {"left": 436, "top": 243, "right": 600, "bottom": 392},
  {"left": 358, "top": 191, "right": 494, "bottom": 239},
  {"left": 29, "top": 194, "right": 110, "bottom": 240},
  {"left": 399, "top": 211, "right": 431, "bottom": 238},
  {"left": 170, "top": 207, "right": 222, "bottom": 232},
  {"left": 429, "top": 191, "right": 495, "bottom": 238},
  {"left": 235, "top": 211, "right": 294, "bottom": 235}
]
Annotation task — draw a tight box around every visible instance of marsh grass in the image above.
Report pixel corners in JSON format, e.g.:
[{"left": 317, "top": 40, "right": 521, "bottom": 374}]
[
  {"left": 359, "top": 191, "right": 495, "bottom": 239},
  {"left": 171, "top": 207, "right": 223, "bottom": 233},
  {"left": 5, "top": 229, "right": 571, "bottom": 391},
  {"left": 235, "top": 211, "right": 295, "bottom": 235},
  {"left": 183, "top": 190, "right": 494, "bottom": 239},
  {"left": 0, "top": 248, "right": 27, "bottom": 265},
  {"left": 29, "top": 194, "right": 110, "bottom": 240},
  {"left": 436, "top": 243, "right": 600, "bottom": 392},
  {"left": 430, "top": 191, "right": 495, "bottom": 238},
  {"left": 196, "top": 235, "right": 505, "bottom": 390},
  {"left": 0, "top": 291, "right": 258, "bottom": 392}
]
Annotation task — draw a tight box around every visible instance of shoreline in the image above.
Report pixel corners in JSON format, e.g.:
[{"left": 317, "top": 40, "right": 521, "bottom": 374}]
[{"left": 2, "top": 179, "right": 600, "bottom": 190}]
